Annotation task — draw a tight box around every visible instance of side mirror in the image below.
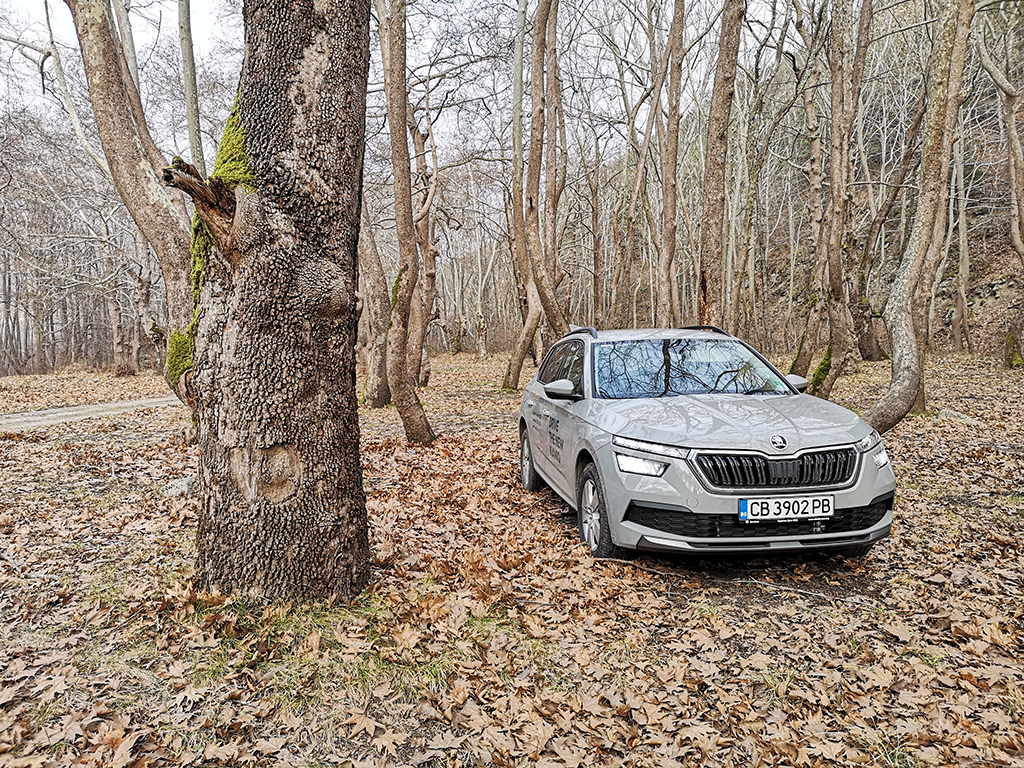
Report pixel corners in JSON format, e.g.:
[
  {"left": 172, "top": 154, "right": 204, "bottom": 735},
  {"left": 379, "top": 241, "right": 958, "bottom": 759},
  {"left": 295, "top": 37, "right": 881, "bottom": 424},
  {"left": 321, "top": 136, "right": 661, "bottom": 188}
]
[
  {"left": 544, "top": 378, "right": 579, "bottom": 400},
  {"left": 785, "top": 373, "right": 810, "bottom": 393}
]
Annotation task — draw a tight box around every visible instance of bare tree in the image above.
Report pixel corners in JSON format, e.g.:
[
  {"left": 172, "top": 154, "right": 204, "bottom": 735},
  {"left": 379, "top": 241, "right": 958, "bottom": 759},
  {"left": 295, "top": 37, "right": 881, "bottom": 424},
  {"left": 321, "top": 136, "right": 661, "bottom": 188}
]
[
  {"left": 862, "top": 0, "right": 975, "bottom": 432},
  {"left": 376, "top": 0, "right": 436, "bottom": 445},
  {"left": 63, "top": 0, "right": 193, "bottom": 396},
  {"left": 698, "top": 0, "right": 746, "bottom": 326}
]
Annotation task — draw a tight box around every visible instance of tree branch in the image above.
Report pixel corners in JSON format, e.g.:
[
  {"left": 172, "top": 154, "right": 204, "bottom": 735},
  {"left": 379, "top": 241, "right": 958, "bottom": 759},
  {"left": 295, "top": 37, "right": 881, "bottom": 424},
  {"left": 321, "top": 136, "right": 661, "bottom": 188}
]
[{"left": 162, "top": 159, "right": 240, "bottom": 267}]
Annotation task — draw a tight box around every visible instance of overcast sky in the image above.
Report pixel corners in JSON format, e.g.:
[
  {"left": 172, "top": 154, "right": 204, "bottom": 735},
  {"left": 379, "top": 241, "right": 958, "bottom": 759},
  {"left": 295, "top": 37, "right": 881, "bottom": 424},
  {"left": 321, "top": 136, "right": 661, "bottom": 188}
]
[{"left": 3, "top": 0, "right": 232, "bottom": 61}]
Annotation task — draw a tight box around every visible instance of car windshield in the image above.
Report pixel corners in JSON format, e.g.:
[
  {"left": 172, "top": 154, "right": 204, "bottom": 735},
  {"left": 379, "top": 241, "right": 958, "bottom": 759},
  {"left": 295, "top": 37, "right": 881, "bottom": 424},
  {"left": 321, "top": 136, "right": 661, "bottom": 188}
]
[{"left": 593, "top": 338, "right": 789, "bottom": 398}]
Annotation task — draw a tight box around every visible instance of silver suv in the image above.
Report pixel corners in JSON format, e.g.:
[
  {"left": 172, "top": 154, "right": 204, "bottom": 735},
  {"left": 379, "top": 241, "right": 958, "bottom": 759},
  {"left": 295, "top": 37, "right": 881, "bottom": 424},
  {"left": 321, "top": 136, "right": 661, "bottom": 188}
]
[{"left": 518, "top": 327, "right": 896, "bottom": 558}]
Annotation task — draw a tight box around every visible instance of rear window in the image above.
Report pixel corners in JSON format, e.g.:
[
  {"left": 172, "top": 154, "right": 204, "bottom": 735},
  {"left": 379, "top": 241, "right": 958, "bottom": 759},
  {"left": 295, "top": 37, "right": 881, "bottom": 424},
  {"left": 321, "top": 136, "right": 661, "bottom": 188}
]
[{"left": 593, "top": 338, "right": 788, "bottom": 398}]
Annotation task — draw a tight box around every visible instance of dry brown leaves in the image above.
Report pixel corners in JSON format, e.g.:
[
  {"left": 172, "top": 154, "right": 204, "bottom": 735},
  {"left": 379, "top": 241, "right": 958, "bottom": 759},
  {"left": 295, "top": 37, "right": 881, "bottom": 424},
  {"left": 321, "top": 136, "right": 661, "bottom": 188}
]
[{"left": 0, "top": 353, "right": 1021, "bottom": 767}]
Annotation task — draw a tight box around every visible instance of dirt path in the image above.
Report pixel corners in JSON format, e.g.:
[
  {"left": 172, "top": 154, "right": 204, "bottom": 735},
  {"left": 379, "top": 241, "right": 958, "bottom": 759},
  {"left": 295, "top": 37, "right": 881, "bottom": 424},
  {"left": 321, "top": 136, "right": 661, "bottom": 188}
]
[{"left": 0, "top": 395, "right": 182, "bottom": 432}]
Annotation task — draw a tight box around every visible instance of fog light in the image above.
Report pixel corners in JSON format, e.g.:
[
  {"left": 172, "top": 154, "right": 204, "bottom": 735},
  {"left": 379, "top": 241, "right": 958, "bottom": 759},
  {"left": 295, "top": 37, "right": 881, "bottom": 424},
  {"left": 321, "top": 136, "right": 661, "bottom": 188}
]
[
  {"left": 615, "top": 453, "right": 669, "bottom": 477},
  {"left": 873, "top": 448, "right": 889, "bottom": 469}
]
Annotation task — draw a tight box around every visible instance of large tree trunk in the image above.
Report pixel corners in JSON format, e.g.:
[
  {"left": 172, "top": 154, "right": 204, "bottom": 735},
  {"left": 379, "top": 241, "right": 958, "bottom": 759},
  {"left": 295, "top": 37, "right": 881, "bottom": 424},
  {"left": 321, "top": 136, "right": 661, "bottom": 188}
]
[
  {"left": 65, "top": 0, "right": 193, "bottom": 391},
  {"left": 862, "top": 0, "right": 974, "bottom": 433},
  {"left": 164, "top": 0, "right": 372, "bottom": 600},
  {"left": 698, "top": 0, "right": 745, "bottom": 326}
]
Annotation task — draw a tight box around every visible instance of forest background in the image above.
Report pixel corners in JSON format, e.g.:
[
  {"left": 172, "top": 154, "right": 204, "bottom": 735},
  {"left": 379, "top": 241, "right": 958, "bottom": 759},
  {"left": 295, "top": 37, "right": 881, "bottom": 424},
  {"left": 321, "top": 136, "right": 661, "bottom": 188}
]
[{"left": 1, "top": 0, "right": 1022, "bottom": 415}]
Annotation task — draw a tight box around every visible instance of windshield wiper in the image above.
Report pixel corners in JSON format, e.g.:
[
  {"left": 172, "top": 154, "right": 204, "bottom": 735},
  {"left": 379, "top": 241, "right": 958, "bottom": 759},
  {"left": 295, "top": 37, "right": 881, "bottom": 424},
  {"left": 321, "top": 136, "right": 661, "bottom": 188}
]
[{"left": 743, "top": 384, "right": 780, "bottom": 395}]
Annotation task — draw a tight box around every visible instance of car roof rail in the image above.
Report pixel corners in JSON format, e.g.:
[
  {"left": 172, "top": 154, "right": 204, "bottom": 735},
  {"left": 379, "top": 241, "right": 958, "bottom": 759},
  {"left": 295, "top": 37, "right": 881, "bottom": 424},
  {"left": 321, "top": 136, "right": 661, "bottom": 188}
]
[
  {"left": 680, "top": 324, "right": 731, "bottom": 336},
  {"left": 563, "top": 326, "right": 598, "bottom": 339}
]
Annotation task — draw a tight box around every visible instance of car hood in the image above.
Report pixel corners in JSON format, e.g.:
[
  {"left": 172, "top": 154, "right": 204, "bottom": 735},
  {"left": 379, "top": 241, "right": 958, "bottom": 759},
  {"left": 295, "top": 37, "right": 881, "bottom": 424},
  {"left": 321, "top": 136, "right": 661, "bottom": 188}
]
[{"left": 589, "top": 394, "right": 868, "bottom": 454}]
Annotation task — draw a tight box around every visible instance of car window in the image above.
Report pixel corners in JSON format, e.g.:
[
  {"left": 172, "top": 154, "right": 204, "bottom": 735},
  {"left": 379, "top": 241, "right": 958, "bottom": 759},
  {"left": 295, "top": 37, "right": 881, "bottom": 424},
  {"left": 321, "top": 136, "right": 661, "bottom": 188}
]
[
  {"left": 559, "top": 341, "right": 585, "bottom": 395},
  {"left": 593, "top": 338, "right": 788, "bottom": 398},
  {"left": 538, "top": 343, "right": 570, "bottom": 385}
]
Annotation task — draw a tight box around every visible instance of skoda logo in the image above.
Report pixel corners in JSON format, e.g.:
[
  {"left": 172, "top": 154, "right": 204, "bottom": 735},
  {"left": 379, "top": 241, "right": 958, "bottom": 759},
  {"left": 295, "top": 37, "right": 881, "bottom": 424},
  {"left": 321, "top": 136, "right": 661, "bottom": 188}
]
[{"left": 770, "top": 434, "right": 788, "bottom": 451}]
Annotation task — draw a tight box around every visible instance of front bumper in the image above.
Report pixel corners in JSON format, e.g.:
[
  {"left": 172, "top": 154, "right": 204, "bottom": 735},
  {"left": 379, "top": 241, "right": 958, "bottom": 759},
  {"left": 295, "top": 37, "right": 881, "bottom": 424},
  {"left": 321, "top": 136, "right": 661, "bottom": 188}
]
[{"left": 599, "top": 442, "right": 896, "bottom": 553}]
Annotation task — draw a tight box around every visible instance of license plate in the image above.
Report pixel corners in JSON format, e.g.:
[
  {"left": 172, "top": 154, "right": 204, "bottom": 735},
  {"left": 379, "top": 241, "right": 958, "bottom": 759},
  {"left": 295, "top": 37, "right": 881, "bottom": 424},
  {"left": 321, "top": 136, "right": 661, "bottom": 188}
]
[{"left": 739, "top": 494, "right": 834, "bottom": 522}]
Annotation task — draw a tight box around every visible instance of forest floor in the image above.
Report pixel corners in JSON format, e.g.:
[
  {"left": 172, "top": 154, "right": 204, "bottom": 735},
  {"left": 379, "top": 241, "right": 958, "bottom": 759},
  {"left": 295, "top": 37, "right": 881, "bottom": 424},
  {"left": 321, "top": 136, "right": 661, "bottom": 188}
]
[{"left": 0, "top": 354, "right": 1021, "bottom": 768}]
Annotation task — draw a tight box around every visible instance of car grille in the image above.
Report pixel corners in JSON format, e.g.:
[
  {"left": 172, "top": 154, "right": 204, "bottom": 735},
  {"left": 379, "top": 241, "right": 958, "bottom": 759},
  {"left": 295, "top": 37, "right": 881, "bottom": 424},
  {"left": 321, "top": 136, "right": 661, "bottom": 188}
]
[
  {"left": 624, "top": 493, "right": 892, "bottom": 539},
  {"left": 694, "top": 448, "right": 857, "bottom": 489}
]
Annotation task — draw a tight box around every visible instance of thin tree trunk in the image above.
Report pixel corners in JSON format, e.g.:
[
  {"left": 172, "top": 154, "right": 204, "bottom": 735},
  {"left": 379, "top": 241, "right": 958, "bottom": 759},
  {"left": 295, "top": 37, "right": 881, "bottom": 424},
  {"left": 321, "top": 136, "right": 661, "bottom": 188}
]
[
  {"left": 952, "top": 125, "right": 973, "bottom": 353},
  {"left": 524, "top": 0, "right": 568, "bottom": 337},
  {"left": 698, "top": 0, "right": 746, "bottom": 325},
  {"left": 503, "top": 0, "right": 541, "bottom": 390},
  {"left": 378, "top": 0, "right": 435, "bottom": 445},
  {"left": 359, "top": 201, "right": 391, "bottom": 407},
  {"left": 179, "top": 0, "right": 206, "bottom": 177},
  {"left": 862, "top": 0, "right": 974, "bottom": 433},
  {"left": 977, "top": 33, "right": 1024, "bottom": 270},
  {"left": 406, "top": 106, "right": 439, "bottom": 386},
  {"left": 810, "top": 0, "right": 871, "bottom": 400},
  {"left": 64, "top": 0, "right": 193, "bottom": 393},
  {"left": 588, "top": 144, "right": 603, "bottom": 328},
  {"left": 656, "top": 0, "right": 685, "bottom": 327}
]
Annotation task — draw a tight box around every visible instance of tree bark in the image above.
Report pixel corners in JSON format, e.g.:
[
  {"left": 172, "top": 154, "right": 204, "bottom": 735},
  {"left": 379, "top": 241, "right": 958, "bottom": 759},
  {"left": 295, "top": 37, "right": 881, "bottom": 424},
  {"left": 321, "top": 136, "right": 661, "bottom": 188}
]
[
  {"left": 588, "top": 142, "right": 603, "bottom": 328},
  {"left": 698, "top": 0, "right": 746, "bottom": 325},
  {"left": 977, "top": 31, "right": 1024, "bottom": 270},
  {"left": 406, "top": 108, "right": 439, "bottom": 386},
  {"left": 502, "top": 0, "right": 541, "bottom": 390},
  {"left": 810, "top": 0, "right": 871, "bottom": 400}
]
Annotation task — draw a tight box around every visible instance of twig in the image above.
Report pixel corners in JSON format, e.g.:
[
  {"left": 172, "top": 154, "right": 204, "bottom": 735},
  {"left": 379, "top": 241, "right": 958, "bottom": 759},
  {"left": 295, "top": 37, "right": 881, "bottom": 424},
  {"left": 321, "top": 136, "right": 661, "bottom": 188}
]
[
  {"left": 595, "top": 557, "right": 696, "bottom": 582},
  {"left": 737, "top": 578, "right": 874, "bottom": 607},
  {"left": 2, "top": 551, "right": 23, "bottom": 577}
]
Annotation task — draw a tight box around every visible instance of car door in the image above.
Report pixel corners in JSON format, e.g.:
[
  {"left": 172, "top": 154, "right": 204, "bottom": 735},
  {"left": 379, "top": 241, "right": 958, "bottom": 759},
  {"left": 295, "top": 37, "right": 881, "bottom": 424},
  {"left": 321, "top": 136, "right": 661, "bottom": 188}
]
[
  {"left": 546, "top": 340, "right": 587, "bottom": 499},
  {"left": 526, "top": 342, "right": 570, "bottom": 480}
]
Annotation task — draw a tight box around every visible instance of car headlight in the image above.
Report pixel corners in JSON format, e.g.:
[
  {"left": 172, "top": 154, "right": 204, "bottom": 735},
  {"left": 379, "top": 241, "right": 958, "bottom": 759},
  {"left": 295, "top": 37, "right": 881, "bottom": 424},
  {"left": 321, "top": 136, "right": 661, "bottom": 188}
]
[
  {"left": 612, "top": 435, "right": 689, "bottom": 459},
  {"left": 854, "top": 430, "right": 881, "bottom": 453},
  {"left": 615, "top": 453, "right": 669, "bottom": 477}
]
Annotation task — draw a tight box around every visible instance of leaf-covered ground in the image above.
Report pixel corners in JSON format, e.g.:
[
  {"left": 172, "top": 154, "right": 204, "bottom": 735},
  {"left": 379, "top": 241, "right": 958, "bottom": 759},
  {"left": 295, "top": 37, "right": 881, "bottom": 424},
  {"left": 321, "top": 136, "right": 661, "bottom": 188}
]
[
  {"left": 0, "top": 354, "right": 1021, "bottom": 767},
  {"left": 0, "top": 369, "right": 168, "bottom": 414}
]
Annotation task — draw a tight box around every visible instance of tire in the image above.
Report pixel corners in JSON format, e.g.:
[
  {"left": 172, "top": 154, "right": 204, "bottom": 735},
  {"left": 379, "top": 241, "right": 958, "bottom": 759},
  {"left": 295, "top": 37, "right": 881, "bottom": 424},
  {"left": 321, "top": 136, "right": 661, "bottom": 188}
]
[
  {"left": 577, "top": 463, "right": 620, "bottom": 558},
  {"left": 520, "top": 430, "right": 543, "bottom": 492},
  {"left": 837, "top": 543, "right": 874, "bottom": 558}
]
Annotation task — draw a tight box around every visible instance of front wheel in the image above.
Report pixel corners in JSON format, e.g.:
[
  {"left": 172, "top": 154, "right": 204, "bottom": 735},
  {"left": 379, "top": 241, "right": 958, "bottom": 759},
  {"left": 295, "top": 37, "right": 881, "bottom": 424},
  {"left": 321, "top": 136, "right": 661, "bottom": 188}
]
[
  {"left": 520, "top": 430, "right": 543, "bottom": 492},
  {"left": 577, "top": 463, "right": 620, "bottom": 558}
]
